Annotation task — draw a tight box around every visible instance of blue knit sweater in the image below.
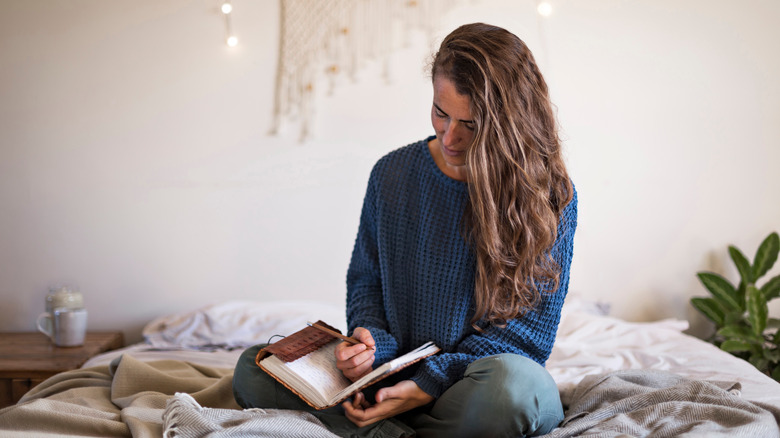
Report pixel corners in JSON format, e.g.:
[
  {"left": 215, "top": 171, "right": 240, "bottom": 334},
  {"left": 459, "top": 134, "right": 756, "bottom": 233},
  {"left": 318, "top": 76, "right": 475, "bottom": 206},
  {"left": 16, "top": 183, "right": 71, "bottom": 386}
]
[{"left": 346, "top": 136, "right": 578, "bottom": 398}]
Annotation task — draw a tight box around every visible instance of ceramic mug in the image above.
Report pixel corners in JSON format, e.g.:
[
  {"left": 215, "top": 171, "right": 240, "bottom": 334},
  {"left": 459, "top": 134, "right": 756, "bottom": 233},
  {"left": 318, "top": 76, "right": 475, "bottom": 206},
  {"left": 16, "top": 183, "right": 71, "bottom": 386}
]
[{"left": 36, "top": 307, "right": 88, "bottom": 347}]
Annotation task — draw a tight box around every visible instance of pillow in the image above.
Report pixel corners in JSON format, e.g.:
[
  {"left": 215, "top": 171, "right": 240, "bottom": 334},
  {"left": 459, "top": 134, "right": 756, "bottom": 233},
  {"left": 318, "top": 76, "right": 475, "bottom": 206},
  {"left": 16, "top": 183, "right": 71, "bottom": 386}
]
[
  {"left": 143, "top": 300, "right": 347, "bottom": 350},
  {"left": 561, "top": 291, "right": 611, "bottom": 317}
]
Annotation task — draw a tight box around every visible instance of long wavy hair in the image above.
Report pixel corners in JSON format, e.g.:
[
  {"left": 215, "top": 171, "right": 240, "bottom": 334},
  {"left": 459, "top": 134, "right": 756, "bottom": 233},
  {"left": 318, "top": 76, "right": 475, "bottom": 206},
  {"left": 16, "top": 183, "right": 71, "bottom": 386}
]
[{"left": 431, "top": 23, "right": 573, "bottom": 327}]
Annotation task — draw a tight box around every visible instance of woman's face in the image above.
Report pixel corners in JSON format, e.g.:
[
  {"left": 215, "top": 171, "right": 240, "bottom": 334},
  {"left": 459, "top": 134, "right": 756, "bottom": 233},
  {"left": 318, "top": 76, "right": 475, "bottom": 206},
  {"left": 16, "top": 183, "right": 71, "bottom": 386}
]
[{"left": 431, "top": 76, "right": 475, "bottom": 171}]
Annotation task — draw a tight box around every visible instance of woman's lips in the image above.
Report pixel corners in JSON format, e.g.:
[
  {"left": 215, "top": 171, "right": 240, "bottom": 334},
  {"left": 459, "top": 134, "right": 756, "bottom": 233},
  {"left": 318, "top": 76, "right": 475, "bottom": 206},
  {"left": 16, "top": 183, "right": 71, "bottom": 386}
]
[{"left": 442, "top": 144, "right": 464, "bottom": 156}]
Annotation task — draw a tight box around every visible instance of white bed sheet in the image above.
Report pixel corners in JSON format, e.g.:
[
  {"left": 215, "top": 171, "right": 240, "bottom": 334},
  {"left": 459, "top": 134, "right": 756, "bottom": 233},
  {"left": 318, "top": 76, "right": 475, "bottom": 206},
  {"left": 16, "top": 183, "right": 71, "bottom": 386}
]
[{"left": 549, "top": 309, "right": 780, "bottom": 407}]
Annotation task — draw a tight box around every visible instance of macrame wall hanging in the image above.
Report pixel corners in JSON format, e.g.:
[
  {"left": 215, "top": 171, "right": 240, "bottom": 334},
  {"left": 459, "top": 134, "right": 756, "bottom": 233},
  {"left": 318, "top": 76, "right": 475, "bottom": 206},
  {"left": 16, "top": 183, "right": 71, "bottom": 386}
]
[{"left": 270, "top": 0, "right": 465, "bottom": 141}]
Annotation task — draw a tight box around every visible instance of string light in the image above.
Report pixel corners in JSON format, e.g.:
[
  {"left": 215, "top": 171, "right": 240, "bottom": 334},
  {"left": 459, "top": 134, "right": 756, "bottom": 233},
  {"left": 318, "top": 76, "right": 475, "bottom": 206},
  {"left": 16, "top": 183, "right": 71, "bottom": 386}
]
[
  {"left": 222, "top": 1, "right": 238, "bottom": 47},
  {"left": 537, "top": 1, "right": 553, "bottom": 17}
]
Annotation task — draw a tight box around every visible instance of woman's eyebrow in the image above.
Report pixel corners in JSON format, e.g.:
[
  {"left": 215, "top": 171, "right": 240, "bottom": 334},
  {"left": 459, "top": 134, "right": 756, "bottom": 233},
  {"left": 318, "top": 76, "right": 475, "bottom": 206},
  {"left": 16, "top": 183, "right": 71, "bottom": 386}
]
[{"left": 433, "top": 103, "right": 474, "bottom": 124}]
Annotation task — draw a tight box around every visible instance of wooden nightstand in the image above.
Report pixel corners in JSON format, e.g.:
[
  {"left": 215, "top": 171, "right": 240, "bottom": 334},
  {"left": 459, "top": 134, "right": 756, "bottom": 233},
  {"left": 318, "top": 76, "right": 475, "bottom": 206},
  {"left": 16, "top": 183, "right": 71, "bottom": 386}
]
[{"left": 0, "top": 331, "right": 124, "bottom": 408}]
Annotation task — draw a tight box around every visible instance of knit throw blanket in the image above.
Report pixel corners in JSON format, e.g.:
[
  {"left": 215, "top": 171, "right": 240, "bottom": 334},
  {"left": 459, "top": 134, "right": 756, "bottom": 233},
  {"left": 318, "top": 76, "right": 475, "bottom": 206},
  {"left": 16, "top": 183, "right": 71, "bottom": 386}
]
[
  {"left": 163, "top": 392, "right": 338, "bottom": 438},
  {"left": 540, "top": 370, "right": 780, "bottom": 438}
]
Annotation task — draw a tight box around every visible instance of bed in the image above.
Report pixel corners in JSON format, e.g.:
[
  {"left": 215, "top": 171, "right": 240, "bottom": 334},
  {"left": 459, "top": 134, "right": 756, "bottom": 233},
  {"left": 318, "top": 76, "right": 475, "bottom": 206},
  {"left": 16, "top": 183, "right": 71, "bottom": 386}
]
[{"left": 1, "top": 295, "right": 779, "bottom": 437}]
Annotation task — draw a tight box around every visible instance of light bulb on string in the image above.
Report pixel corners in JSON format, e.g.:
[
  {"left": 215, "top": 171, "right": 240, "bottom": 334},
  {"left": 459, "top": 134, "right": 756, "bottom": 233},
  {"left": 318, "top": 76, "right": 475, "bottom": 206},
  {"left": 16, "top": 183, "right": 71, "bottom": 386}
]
[
  {"left": 221, "top": 1, "right": 237, "bottom": 47},
  {"left": 537, "top": 1, "right": 553, "bottom": 17}
]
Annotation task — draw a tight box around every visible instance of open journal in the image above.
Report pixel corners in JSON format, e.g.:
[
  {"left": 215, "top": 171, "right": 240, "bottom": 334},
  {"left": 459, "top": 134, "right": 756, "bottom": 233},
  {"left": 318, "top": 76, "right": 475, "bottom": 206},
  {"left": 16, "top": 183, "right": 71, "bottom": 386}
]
[{"left": 255, "top": 321, "right": 440, "bottom": 410}]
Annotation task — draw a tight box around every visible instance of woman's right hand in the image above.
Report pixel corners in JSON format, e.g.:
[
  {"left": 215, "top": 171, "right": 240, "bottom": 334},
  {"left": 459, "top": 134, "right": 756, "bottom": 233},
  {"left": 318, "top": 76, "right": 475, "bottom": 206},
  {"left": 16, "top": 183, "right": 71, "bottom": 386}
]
[{"left": 335, "top": 327, "right": 376, "bottom": 382}]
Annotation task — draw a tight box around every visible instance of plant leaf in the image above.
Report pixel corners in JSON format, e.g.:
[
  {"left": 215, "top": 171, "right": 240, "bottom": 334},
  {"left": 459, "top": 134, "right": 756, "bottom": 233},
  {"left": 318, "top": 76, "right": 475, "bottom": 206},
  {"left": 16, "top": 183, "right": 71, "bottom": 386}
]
[
  {"left": 768, "top": 318, "right": 780, "bottom": 330},
  {"left": 717, "top": 325, "right": 763, "bottom": 344},
  {"left": 697, "top": 272, "right": 741, "bottom": 311},
  {"left": 752, "top": 232, "right": 779, "bottom": 280},
  {"left": 736, "top": 281, "right": 747, "bottom": 311},
  {"left": 691, "top": 297, "right": 725, "bottom": 326},
  {"left": 761, "top": 274, "right": 780, "bottom": 301},
  {"left": 729, "top": 245, "right": 754, "bottom": 286},
  {"left": 721, "top": 340, "right": 753, "bottom": 352},
  {"left": 723, "top": 310, "right": 745, "bottom": 326},
  {"left": 746, "top": 285, "right": 768, "bottom": 336},
  {"left": 764, "top": 349, "right": 780, "bottom": 362}
]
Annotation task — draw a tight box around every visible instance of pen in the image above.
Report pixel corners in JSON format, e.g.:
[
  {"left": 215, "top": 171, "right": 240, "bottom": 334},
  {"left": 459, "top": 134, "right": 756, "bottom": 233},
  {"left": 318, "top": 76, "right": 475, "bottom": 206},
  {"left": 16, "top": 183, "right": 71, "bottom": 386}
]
[{"left": 306, "top": 321, "right": 375, "bottom": 350}]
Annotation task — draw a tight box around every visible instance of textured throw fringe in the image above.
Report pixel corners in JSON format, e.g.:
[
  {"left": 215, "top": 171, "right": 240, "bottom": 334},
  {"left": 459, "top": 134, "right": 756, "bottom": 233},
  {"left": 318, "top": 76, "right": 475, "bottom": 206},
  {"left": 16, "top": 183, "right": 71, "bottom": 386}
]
[
  {"left": 163, "top": 393, "right": 200, "bottom": 438},
  {"left": 162, "top": 392, "right": 341, "bottom": 438}
]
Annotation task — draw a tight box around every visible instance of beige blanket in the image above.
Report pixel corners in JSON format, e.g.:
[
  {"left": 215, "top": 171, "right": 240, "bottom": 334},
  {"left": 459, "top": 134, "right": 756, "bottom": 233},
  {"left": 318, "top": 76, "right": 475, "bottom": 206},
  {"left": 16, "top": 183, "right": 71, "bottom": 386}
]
[{"left": 0, "top": 355, "right": 242, "bottom": 437}]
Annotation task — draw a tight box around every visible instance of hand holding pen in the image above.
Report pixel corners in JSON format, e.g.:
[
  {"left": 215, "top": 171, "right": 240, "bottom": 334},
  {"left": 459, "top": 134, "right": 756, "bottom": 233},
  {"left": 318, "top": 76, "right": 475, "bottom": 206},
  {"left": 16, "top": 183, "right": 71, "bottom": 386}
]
[{"left": 326, "top": 325, "right": 377, "bottom": 382}]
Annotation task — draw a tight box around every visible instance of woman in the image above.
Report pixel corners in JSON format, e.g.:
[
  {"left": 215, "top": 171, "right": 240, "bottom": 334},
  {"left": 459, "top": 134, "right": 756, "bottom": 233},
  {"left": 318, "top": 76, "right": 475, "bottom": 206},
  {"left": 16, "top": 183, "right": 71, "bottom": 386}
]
[{"left": 233, "top": 23, "right": 577, "bottom": 438}]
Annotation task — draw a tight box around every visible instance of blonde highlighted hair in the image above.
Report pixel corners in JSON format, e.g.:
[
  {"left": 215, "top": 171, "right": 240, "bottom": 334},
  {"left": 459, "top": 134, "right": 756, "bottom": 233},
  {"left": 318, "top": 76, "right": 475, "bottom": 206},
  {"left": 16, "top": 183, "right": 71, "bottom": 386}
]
[{"left": 431, "top": 23, "right": 573, "bottom": 326}]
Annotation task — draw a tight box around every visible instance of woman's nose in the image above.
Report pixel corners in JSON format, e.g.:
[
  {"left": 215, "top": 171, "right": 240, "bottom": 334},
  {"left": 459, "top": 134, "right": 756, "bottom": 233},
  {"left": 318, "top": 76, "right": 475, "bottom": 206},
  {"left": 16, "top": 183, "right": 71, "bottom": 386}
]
[{"left": 441, "top": 122, "right": 460, "bottom": 147}]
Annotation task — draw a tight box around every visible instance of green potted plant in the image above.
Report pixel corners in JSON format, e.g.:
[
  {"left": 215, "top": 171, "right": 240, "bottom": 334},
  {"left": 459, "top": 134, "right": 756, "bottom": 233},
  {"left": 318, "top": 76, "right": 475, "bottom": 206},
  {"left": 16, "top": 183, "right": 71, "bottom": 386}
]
[{"left": 691, "top": 231, "right": 780, "bottom": 381}]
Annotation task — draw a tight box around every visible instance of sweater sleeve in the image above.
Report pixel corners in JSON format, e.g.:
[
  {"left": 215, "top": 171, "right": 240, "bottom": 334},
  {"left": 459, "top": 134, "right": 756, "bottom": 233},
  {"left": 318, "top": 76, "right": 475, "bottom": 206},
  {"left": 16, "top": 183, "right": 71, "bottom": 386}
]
[
  {"left": 346, "top": 165, "right": 400, "bottom": 365},
  {"left": 412, "top": 190, "right": 578, "bottom": 398}
]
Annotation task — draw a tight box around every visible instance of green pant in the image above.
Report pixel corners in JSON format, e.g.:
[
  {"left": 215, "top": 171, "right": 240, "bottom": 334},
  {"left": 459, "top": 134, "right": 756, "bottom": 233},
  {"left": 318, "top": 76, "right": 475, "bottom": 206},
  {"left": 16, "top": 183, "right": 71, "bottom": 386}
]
[{"left": 233, "top": 345, "right": 563, "bottom": 438}]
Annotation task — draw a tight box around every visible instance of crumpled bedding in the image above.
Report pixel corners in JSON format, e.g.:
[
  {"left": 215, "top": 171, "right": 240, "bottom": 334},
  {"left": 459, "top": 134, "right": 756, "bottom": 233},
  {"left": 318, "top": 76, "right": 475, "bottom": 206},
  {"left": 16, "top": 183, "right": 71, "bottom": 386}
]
[
  {"left": 547, "top": 310, "right": 780, "bottom": 406},
  {"left": 5, "top": 353, "right": 776, "bottom": 438},
  {"left": 540, "top": 369, "right": 780, "bottom": 438},
  {"left": 0, "top": 355, "right": 335, "bottom": 438},
  {"left": 3, "top": 299, "right": 780, "bottom": 437},
  {"left": 142, "top": 300, "right": 347, "bottom": 350}
]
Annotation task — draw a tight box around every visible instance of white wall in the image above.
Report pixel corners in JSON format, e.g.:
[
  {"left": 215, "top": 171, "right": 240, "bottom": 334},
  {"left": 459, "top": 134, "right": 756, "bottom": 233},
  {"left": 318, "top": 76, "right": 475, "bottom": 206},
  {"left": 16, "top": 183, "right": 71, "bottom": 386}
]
[{"left": 1, "top": 0, "right": 778, "bottom": 343}]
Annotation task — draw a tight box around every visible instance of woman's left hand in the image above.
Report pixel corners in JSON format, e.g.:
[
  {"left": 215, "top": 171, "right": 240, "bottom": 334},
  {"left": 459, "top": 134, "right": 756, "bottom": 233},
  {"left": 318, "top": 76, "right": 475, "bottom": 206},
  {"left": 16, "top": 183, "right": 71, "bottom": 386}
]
[{"left": 342, "top": 380, "right": 434, "bottom": 427}]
